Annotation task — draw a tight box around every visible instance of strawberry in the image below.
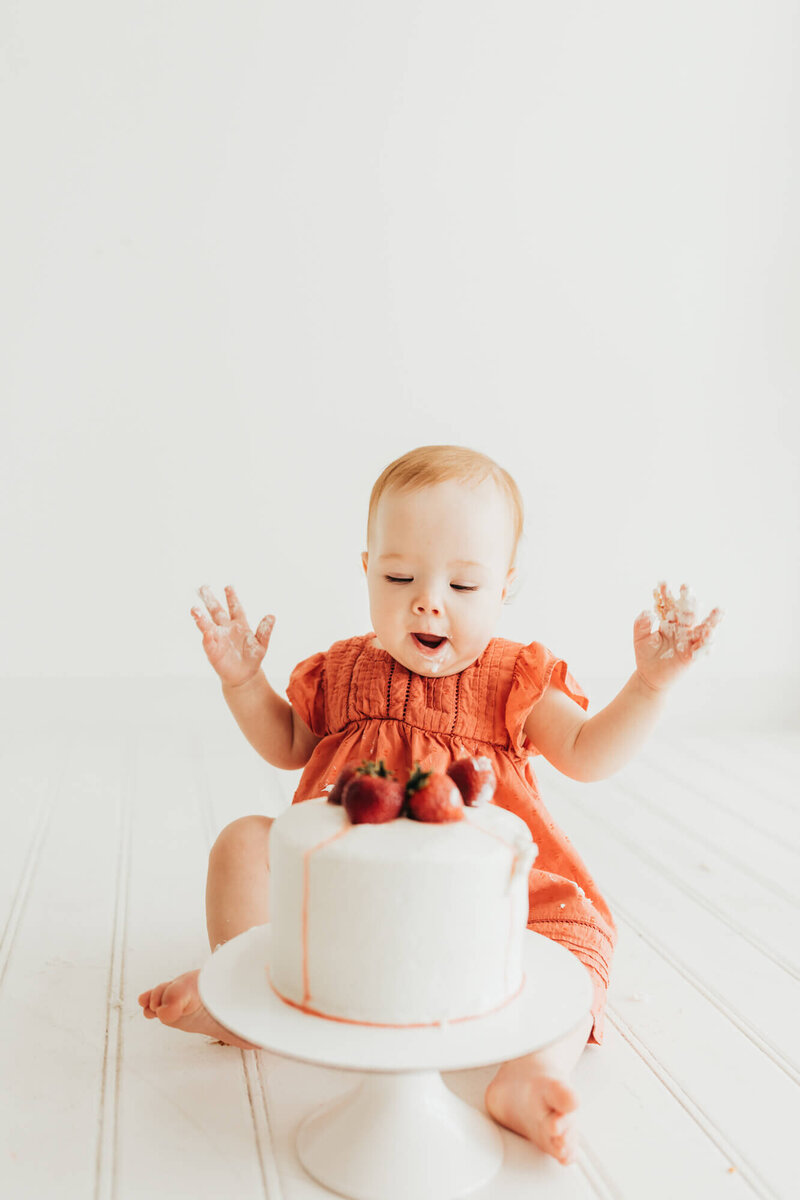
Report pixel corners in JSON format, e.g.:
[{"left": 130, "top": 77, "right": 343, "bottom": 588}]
[
  {"left": 327, "top": 761, "right": 360, "bottom": 805},
  {"left": 447, "top": 756, "right": 496, "bottom": 807},
  {"left": 342, "top": 760, "right": 405, "bottom": 824},
  {"left": 406, "top": 763, "right": 464, "bottom": 823}
]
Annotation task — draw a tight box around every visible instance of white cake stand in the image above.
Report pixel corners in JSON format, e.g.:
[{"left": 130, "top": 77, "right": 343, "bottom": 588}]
[{"left": 199, "top": 925, "right": 592, "bottom": 1200}]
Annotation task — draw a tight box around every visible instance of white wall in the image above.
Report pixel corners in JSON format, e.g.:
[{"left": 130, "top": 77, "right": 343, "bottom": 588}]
[{"left": 2, "top": 2, "right": 798, "bottom": 730}]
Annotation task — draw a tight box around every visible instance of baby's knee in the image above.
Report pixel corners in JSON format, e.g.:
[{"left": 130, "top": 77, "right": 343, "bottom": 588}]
[{"left": 209, "top": 814, "right": 273, "bottom": 867}]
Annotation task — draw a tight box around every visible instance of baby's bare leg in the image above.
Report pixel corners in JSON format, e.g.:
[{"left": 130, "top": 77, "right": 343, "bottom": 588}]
[
  {"left": 206, "top": 814, "right": 272, "bottom": 949},
  {"left": 138, "top": 815, "right": 272, "bottom": 1045},
  {"left": 485, "top": 1011, "right": 593, "bottom": 1165}
]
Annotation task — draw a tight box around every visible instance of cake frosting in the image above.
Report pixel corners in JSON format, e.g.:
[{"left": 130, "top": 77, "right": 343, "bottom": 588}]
[{"left": 268, "top": 797, "right": 536, "bottom": 1027}]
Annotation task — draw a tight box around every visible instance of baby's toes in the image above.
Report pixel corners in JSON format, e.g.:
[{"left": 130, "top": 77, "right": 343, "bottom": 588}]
[
  {"left": 138, "top": 985, "right": 164, "bottom": 1017},
  {"left": 155, "top": 980, "right": 191, "bottom": 1021},
  {"left": 553, "top": 1134, "right": 577, "bottom": 1165},
  {"left": 549, "top": 1116, "right": 578, "bottom": 1164},
  {"left": 147, "top": 981, "right": 171, "bottom": 1011}
]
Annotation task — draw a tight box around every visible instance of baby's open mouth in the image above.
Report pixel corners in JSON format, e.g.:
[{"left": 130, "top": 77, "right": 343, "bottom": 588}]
[{"left": 413, "top": 633, "right": 447, "bottom": 650}]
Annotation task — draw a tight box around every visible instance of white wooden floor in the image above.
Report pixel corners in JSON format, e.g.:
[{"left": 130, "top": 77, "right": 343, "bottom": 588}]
[{"left": 2, "top": 685, "right": 798, "bottom": 1200}]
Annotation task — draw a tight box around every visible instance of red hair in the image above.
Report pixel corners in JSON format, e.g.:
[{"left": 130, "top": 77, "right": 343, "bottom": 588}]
[{"left": 367, "top": 445, "right": 524, "bottom": 569}]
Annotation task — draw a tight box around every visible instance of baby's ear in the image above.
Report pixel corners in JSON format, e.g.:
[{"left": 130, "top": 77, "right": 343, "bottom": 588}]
[
  {"left": 502, "top": 567, "right": 518, "bottom": 604},
  {"left": 361, "top": 551, "right": 369, "bottom": 575}
]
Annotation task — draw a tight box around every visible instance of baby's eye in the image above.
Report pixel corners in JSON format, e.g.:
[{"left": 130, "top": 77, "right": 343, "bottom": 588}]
[
  {"left": 451, "top": 584, "right": 478, "bottom": 592},
  {"left": 386, "top": 576, "right": 412, "bottom": 584}
]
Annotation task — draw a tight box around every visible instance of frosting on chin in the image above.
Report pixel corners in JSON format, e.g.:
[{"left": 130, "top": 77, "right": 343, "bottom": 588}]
[
  {"left": 367, "top": 632, "right": 480, "bottom": 678},
  {"left": 268, "top": 798, "right": 537, "bottom": 1027}
]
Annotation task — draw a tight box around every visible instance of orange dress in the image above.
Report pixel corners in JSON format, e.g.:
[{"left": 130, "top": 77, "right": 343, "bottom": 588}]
[{"left": 286, "top": 632, "right": 616, "bottom": 1044}]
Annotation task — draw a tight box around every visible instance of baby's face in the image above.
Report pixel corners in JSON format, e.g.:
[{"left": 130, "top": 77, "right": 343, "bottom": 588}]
[{"left": 361, "top": 479, "right": 517, "bottom": 677}]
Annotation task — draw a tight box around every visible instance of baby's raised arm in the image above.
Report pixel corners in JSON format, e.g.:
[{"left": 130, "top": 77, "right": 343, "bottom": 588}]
[
  {"left": 525, "top": 581, "right": 722, "bottom": 783},
  {"left": 192, "top": 585, "right": 319, "bottom": 770}
]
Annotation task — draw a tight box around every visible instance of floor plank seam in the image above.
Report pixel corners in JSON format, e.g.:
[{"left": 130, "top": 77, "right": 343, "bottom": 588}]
[
  {"left": 95, "top": 741, "right": 133, "bottom": 1200},
  {"left": 195, "top": 737, "right": 284, "bottom": 1195},
  {"left": 635, "top": 764, "right": 800, "bottom": 858},
  {"left": 550, "top": 774, "right": 800, "bottom": 912},
  {"left": 239, "top": 1052, "right": 280, "bottom": 1200},
  {"left": 606, "top": 1009, "right": 778, "bottom": 1199},
  {"left": 608, "top": 772, "right": 800, "bottom": 910},
  {"left": 652, "top": 741, "right": 799, "bottom": 815},
  {"left": 633, "top": 754, "right": 800, "bottom": 852},
  {"left": 610, "top": 905, "right": 800, "bottom": 1086},
  {"left": 0, "top": 760, "right": 61, "bottom": 991},
  {"left": 255, "top": 1054, "right": 287, "bottom": 1200},
  {"left": 574, "top": 1140, "right": 624, "bottom": 1199},
  {"left": 549, "top": 782, "right": 800, "bottom": 973},
  {"left": 608, "top": 811, "right": 797, "bottom": 977}
]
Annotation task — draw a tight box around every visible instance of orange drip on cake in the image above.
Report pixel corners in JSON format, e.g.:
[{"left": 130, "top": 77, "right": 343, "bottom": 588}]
[
  {"left": 278, "top": 806, "right": 532, "bottom": 1027},
  {"left": 269, "top": 971, "right": 525, "bottom": 1028}
]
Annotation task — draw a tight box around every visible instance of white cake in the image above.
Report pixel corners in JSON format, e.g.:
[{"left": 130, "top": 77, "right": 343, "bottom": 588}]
[{"left": 268, "top": 797, "right": 536, "bottom": 1027}]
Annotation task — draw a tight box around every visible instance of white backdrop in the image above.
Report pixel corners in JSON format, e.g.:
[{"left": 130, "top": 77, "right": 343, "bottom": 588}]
[{"left": 2, "top": 2, "right": 798, "bottom": 731}]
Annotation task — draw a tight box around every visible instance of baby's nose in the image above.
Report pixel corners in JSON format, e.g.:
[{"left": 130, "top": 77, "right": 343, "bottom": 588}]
[{"left": 413, "top": 597, "right": 441, "bottom": 616}]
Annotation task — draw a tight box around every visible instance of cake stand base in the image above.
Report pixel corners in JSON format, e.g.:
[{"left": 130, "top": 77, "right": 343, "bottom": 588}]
[
  {"left": 199, "top": 925, "right": 593, "bottom": 1200},
  {"left": 296, "top": 1069, "right": 502, "bottom": 1200}
]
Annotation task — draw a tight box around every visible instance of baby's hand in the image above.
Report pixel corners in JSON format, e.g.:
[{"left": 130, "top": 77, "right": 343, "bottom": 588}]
[
  {"left": 633, "top": 582, "right": 723, "bottom": 693},
  {"left": 191, "top": 585, "right": 275, "bottom": 687}
]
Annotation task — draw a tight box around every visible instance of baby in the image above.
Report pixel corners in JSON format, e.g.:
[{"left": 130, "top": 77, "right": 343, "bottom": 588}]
[{"left": 139, "top": 444, "right": 721, "bottom": 1166}]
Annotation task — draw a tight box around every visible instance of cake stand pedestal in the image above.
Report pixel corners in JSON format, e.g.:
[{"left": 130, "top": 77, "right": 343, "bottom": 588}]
[{"left": 199, "top": 925, "right": 592, "bottom": 1200}]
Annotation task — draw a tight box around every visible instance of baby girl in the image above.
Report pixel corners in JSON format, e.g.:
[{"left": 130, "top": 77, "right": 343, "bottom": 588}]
[{"left": 139, "top": 444, "right": 721, "bottom": 1165}]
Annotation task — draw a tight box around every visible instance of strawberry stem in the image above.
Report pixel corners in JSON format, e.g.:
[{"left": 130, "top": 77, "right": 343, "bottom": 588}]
[
  {"left": 405, "top": 761, "right": 432, "bottom": 796},
  {"left": 355, "top": 758, "right": 396, "bottom": 779}
]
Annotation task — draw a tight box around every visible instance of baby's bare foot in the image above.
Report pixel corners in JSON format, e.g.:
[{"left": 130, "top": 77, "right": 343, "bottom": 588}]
[
  {"left": 485, "top": 1058, "right": 580, "bottom": 1164},
  {"left": 138, "top": 969, "right": 257, "bottom": 1049}
]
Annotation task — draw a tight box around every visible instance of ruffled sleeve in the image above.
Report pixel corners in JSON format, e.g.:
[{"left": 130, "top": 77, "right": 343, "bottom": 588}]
[
  {"left": 505, "top": 641, "right": 589, "bottom": 757},
  {"left": 286, "top": 650, "right": 329, "bottom": 738}
]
